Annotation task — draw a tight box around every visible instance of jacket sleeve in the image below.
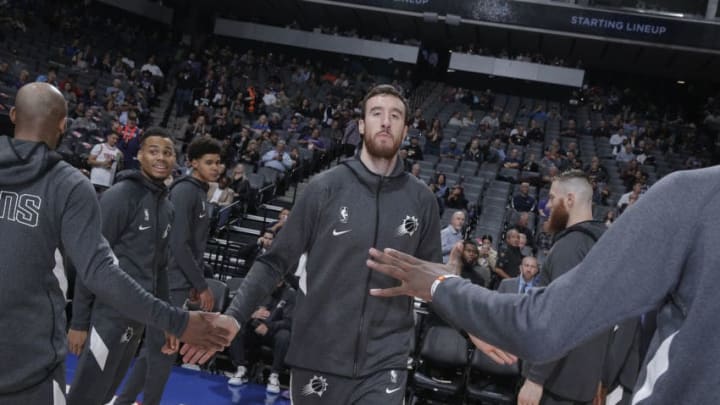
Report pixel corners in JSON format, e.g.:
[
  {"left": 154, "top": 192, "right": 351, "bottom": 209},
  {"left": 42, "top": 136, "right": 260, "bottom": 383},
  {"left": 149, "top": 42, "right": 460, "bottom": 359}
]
[
  {"left": 429, "top": 171, "right": 694, "bottom": 364},
  {"left": 225, "top": 179, "right": 322, "bottom": 324},
  {"left": 169, "top": 183, "right": 209, "bottom": 292},
  {"left": 156, "top": 206, "right": 174, "bottom": 302},
  {"left": 69, "top": 277, "right": 94, "bottom": 330},
  {"left": 61, "top": 177, "right": 188, "bottom": 337}
]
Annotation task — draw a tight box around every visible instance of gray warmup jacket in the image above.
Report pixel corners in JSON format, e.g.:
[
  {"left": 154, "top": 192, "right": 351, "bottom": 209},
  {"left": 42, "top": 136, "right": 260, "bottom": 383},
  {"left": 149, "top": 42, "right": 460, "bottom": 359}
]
[
  {"left": 226, "top": 157, "right": 442, "bottom": 378},
  {"left": 524, "top": 220, "right": 609, "bottom": 402},
  {"left": 167, "top": 176, "right": 210, "bottom": 292},
  {"left": 71, "top": 170, "right": 174, "bottom": 330},
  {"left": 431, "top": 167, "right": 720, "bottom": 404},
  {"left": 0, "top": 136, "right": 187, "bottom": 395}
]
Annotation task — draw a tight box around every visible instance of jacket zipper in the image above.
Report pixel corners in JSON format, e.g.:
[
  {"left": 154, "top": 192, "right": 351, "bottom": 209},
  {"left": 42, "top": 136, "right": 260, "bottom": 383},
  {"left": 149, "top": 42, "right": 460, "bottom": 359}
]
[
  {"left": 353, "top": 175, "right": 383, "bottom": 377},
  {"left": 151, "top": 193, "right": 161, "bottom": 295}
]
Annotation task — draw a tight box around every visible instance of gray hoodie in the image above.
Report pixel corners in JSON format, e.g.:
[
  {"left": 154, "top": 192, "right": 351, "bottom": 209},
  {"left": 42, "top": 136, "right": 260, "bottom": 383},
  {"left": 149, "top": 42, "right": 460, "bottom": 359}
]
[
  {"left": 432, "top": 166, "right": 720, "bottom": 404},
  {"left": 71, "top": 170, "right": 174, "bottom": 330},
  {"left": 0, "top": 136, "right": 187, "bottom": 394},
  {"left": 226, "top": 157, "right": 442, "bottom": 378},
  {"left": 167, "top": 175, "right": 210, "bottom": 292}
]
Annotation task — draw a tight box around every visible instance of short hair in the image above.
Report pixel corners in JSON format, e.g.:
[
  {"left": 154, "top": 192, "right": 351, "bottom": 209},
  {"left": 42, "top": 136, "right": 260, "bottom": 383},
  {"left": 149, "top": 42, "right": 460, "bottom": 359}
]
[
  {"left": 139, "top": 126, "right": 173, "bottom": 146},
  {"left": 187, "top": 137, "right": 221, "bottom": 161},
  {"left": 361, "top": 84, "right": 410, "bottom": 123},
  {"left": 480, "top": 234, "right": 493, "bottom": 243},
  {"left": 263, "top": 229, "right": 276, "bottom": 237},
  {"left": 553, "top": 169, "right": 593, "bottom": 202}
]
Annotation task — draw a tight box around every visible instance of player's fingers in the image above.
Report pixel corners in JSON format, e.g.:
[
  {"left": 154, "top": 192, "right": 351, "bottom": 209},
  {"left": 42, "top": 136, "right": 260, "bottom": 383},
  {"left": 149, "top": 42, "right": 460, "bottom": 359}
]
[
  {"left": 369, "top": 286, "right": 407, "bottom": 297},
  {"left": 366, "top": 258, "right": 408, "bottom": 282}
]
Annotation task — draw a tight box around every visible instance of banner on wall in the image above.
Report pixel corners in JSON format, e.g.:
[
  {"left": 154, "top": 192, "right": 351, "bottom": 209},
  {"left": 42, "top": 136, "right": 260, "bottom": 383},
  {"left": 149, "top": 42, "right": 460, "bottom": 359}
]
[{"left": 316, "top": 0, "right": 720, "bottom": 51}]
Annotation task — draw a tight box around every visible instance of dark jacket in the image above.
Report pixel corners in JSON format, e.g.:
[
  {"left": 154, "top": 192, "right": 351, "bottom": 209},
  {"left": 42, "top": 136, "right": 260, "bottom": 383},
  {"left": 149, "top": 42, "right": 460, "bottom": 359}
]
[
  {"left": 252, "top": 284, "right": 296, "bottom": 338},
  {"left": 226, "top": 157, "right": 442, "bottom": 378},
  {"left": 167, "top": 175, "right": 211, "bottom": 292},
  {"left": 0, "top": 136, "right": 186, "bottom": 394},
  {"left": 525, "top": 220, "right": 609, "bottom": 402},
  {"left": 71, "top": 170, "right": 174, "bottom": 330}
]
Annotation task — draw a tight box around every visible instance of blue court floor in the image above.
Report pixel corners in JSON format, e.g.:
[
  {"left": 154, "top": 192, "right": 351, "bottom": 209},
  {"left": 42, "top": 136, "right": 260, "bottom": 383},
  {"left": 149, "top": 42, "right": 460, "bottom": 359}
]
[{"left": 66, "top": 354, "right": 291, "bottom": 405}]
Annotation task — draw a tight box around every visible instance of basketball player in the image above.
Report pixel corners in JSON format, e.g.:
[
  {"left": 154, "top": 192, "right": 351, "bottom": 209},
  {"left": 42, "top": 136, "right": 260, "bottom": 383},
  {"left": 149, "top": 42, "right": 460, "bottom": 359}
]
[
  {"left": 0, "top": 83, "right": 231, "bottom": 404},
  {"left": 114, "top": 137, "right": 222, "bottom": 405}
]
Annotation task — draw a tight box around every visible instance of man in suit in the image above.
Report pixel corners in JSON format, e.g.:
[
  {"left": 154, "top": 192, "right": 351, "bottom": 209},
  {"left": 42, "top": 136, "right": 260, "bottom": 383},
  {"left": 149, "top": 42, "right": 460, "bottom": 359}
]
[
  {"left": 240, "top": 229, "right": 275, "bottom": 267},
  {"left": 497, "top": 256, "right": 539, "bottom": 294}
]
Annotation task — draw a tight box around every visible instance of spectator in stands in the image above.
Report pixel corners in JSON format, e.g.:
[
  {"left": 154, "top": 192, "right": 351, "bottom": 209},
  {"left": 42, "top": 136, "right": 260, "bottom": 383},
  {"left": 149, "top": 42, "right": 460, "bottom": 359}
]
[
  {"left": 105, "top": 78, "right": 125, "bottom": 105},
  {"left": 398, "top": 149, "right": 412, "bottom": 172},
  {"left": 240, "top": 230, "right": 276, "bottom": 267},
  {"left": 269, "top": 208, "right": 290, "bottom": 234},
  {"left": 441, "top": 138, "right": 463, "bottom": 160},
  {"left": 35, "top": 68, "right": 58, "bottom": 87},
  {"left": 521, "top": 152, "right": 539, "bottom": 173},
  {"left": 208, "top": 176, "right": 236, "bottom": 207},
  {"left": 460, "top": 240, "right": 489, "bottom": 287},
  {"left": 405, "top": 135, "right": 423, "bottom": 161},
  {"left": 500, "top": 112, "right": 513, "bottom": 130},
  {"left": 227, "top": 279, "right": 295, "bottom": 394},
  {"left": 175, "top": 66, "right": 195, "bottom": 116},
  {"left": 604, "top": 210, "right": 616, "bottom": 227},
  {"left": 15, "top": 69, "right": 30, "bottom": 89},
  {"left": 560, "top": 119, "right": 577, "bottom": 137},
  {"left": 0, "top": 62, "right": 12, "bottom": 85},
  {"left": 609, "top": 127, "right": 627, "bottom": 155},
  {"left": 503, "top": 147, "right": 523, "bottom": 169},
  {"left": 476, "top": 235, "right": 498, "bottom": 270},
  {"left": 512, "top": 182, "right": 536, "bottom": 212},
  {"left": 251, "top": 114, "right": 270, "bottom": 134},
  {"left": 487, "top": 138, "right": 506, "bottom": 163},
  {"left": 518, "top": 233, "right": 533, "bottom": 256},
  {"left": 462, "top": 111, "right": 476, "bottom": 127},
  {"left": 514, "top": 212, "right": 535, "bottom": 252},
  {"left": 60, "top": 82, "right": 77, "bottom": 110},
  {"left": 494, "top": 228, "right": 523, "bottom": 284},
  {"left": 410, "top": 108, "right": 427, "bottom": 131},
  {"left": 527, "top": 119, "right": 544, "bottom": 142},
  {"left": 448, "top": 111, "right": 463, "bottom": 127},
  {"left": 410, "top": 162, "right": 421, "bottom": 178},
  {"left": 424, "top": 118, "right": 443, "bottom": 156},
  {"left": 88, "top": 132, "right": 122, "bottom": 192},
  {"left": 497, "top": 255, "right": 539, "bottom": 294},
  {"left": 463, "top": 137, "right": 483, "bottom": 163},
  {"left": 617, "top": 182, "right": 643, "bottom": 209},
  {"left": 480, "top": 110, "right": 500, "bottom": 131},
  {"left": 445, "top": 185, "right": 469, "bottom": 211},
  {"left": 616, "top": 143, "right": 636, "bottom": 163},
  {"left": 118, "top": 116, "right": 141, "bottom": 170},
  {"left": 592, "top": 179, "right": 610, "bottom": 206},
  {"left": 585, "top": 156, "right": 608, "bottom": 183},
  {"left": 509, "top": 124, "right": 528, "bottom": 146},
  {"left": 230, "top": 164, "right": 252, "bottom": 210},
  {"left": 593, "top": 120, "right": 611, "bottom": 138},
  {"left": 441, "top": 210, "right": 466, "bottom": 263},
  {"left": 262, "top": 139, "right": 295, "bottom": 173},
  {"left": 140, "top": 55, "right": 163, "bottom": 79},
  {"left": 432, "top": 173, "right": 449, "bottom": 200}
]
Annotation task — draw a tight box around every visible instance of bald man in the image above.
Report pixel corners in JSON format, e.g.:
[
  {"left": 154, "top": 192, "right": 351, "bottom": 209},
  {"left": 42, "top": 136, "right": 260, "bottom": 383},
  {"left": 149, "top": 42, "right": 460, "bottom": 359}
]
[{"left": 0, "top": 83, "right": 236, "bottom": 404}]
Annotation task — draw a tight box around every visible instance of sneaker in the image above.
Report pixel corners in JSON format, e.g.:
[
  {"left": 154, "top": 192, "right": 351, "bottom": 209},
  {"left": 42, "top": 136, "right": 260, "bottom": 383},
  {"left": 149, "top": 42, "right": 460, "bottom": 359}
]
[
  {"left": 228, "top": 365, "right": 248, "bottom": 386},
  {"left": 266, "top": 372, "right": 281, "bottom": 394}
]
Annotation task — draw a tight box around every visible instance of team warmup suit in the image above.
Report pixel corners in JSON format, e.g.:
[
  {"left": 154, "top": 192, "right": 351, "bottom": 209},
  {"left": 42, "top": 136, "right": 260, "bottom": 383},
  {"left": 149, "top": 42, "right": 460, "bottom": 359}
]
[
  {"left": 431, "top": 167, "right": 720, "bottom": 404},
  {"left": 523, "top": 220, "right": 609, "bottom": 404},
  {"left": 115, "top": 175, "right": 211, "bottom": 405},
  {"left": 225, "top": 157, "right": 442, "bottom": 404},
  {"left": 0, "top": 137, "right": 187, "bottom": 405},
  {"left": 67, "top": 171, "right": 173, "bottom": 405}
]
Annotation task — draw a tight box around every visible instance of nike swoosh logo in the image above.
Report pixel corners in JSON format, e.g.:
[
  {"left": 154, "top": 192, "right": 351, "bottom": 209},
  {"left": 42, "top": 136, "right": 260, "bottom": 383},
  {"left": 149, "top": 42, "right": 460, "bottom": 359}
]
[
  {"left": 332, "top": 229, "right": 351, "bottom": 236},
  {"left": 138, "top": 225, "right": 151, "bottom": 231},
  {"left": 199, "top": 213, "right": 207, "bottom": 218},
  {"left": 385, "top": 387, "right": 402, "bottom": 394}
]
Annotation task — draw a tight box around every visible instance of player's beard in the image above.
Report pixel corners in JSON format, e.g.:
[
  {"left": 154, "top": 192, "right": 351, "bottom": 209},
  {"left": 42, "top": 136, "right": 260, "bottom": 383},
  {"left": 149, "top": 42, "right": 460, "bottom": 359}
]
[
  {"left": 363, "top": 131, "right": 402, "bottom": 159},
  {"left": 547, "top": 198, "right": 569, "bottom": 234}
]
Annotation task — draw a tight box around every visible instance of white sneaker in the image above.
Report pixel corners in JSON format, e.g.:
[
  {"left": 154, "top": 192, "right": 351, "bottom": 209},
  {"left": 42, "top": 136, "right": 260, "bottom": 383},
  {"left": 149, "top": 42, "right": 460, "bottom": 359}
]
[
  {"left": 228, "top": 365, "right": 248, "bottom": 386},
  {"left": 266, "top": 372, "right": 281, "bottom": 394}
]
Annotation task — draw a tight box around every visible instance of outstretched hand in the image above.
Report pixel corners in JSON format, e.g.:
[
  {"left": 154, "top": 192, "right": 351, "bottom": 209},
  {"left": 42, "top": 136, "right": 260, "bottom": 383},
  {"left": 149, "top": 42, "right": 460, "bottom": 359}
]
[
  {"left": 367, "top": 242, "right": 463, "bottom": 301},
  {"left": 180, "top": 314, "right": 240, "bottom": 365},
  {"left": 469, "top": 334, "right": 518, "bottom": 365},
  {"left": 179, "top": 312, "right": 237, "bottom": 352}
]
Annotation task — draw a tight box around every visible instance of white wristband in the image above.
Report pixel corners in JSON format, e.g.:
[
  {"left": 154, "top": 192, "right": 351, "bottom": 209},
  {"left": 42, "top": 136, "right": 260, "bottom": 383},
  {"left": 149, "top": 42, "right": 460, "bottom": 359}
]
[{"left": 430, "top": 274, "right": 460, "bottom": 298}]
